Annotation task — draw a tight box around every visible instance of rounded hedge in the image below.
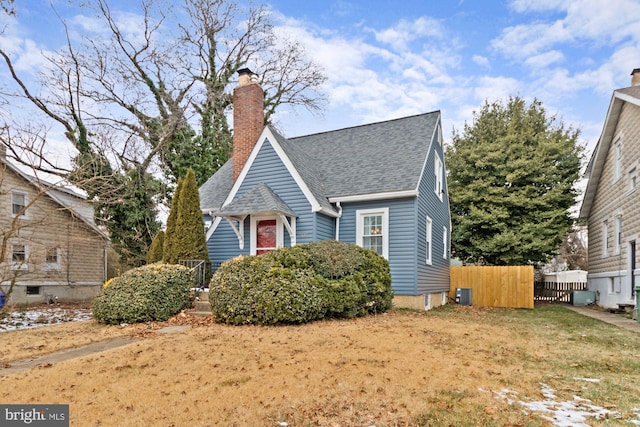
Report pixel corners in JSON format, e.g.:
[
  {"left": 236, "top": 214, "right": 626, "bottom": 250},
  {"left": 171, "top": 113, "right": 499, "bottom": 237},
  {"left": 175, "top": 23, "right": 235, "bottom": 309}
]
[
  {"left": 209, "top": 240, "right": 393, "bottom": 325},
  {"left": 92, "top": 263, "right": 193, "bottom": 325}
]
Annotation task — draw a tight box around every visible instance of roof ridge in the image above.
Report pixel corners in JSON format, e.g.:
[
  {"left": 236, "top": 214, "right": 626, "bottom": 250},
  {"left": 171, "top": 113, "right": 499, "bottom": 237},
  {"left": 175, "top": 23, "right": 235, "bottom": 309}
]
[{"left": 288, "top": 110, "right": 440, "bottom": 140}]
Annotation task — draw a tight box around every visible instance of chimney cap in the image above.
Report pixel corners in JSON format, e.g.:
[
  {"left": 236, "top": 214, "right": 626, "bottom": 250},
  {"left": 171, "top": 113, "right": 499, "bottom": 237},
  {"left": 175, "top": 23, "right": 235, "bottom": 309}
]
[
  {"left": 238, "top": 68, "right": 254, "bottom": 76},
  {"left": 632, "top": 68, "right": 640, "bottom": 75}
]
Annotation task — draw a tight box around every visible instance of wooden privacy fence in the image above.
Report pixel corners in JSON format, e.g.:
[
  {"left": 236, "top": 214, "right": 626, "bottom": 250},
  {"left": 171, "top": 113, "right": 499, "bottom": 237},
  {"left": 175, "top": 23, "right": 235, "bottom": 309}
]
[{"left": 450, "top": 266, "right": 534, "bottom": 309}]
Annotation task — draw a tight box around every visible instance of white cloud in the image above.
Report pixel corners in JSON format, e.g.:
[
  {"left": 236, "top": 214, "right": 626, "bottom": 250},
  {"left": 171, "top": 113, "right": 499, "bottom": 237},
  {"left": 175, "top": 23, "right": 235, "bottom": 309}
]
[
  {"left": 495, "top": 0, "right": 640, "bottom": 60},
  {"left": 372, "top": 16, "right": 446, "bottom": 51},
  {"left": 473, "top": 76, "right": 522, "bottom": 104},
  {"left": 472, "top": 55, "right": 490, "bottom": 68},
  {"left": 524, "top": 50, "right": 564, "bottom": 68}
]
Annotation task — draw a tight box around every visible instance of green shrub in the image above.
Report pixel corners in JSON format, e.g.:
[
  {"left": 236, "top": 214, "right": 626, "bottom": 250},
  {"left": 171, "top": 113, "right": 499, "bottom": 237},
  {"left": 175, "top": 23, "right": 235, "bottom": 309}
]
[
  {"left": 208, "top": 241, "right": 394, "bottom": 325},
  {"left": 355, "top": 246, "right": 393, "bottom": 314},
  {"left": 92, "top": 263, "right": 193, "bottom": 325},
  {"left": 209, "top": 256, "right": 327, "bottom": 325}
]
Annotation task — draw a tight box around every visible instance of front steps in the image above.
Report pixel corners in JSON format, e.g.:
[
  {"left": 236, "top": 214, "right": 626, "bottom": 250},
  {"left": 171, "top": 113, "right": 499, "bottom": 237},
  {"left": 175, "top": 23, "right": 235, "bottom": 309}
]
[{"left": 190, "top": 289, "right": 211, "bottom": 316}]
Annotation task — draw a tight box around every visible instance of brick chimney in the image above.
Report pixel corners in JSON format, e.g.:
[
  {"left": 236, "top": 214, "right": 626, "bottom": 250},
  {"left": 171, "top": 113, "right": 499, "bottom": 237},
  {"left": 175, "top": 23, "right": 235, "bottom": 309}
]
[
  {"left": 632, "top": 68, "right": 640, "bottom": 86},
  {"left": 233, "top": 68, "right": 264, "bottom": 182}
]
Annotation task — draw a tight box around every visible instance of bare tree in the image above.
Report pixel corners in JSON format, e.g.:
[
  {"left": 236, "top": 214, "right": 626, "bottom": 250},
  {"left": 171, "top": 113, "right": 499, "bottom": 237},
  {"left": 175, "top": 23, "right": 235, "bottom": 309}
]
[
  {"left": 0, "top": 0, "right": 326, "bottom": 266},
  {"left": 0, "top": 0, "right": 13, "bottom": 16}
]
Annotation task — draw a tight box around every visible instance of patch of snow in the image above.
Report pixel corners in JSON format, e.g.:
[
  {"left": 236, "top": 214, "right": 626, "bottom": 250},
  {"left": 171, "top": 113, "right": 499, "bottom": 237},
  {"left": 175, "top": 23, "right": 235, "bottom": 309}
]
[
  {"left": 0, "top": 306, "right": 92, "bottom": 332},
  {"left": 485, "top": 383, "right": 622, "bottom": 427},
  {"left": 573, "top": 377, "right": 601, "bottom": 383}
]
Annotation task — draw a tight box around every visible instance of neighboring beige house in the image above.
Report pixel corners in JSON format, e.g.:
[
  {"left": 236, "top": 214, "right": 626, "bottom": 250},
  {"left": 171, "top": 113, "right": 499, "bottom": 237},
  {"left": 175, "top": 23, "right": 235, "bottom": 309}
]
[
  {"left": 579, "top": 68, "right": 640, "bottom": 309},
  {"left": 0, "top": 144, "right": 109, "bottom": 305}
]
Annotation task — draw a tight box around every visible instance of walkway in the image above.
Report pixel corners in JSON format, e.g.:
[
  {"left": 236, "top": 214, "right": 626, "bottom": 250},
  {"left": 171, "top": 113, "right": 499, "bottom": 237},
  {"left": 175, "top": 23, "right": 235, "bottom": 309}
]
[
  {"left": 565, "top": 305, "right": 640, "bottom": 333},
  {"left": 0, "top": 325, "right": 189, "bottom": 377}
]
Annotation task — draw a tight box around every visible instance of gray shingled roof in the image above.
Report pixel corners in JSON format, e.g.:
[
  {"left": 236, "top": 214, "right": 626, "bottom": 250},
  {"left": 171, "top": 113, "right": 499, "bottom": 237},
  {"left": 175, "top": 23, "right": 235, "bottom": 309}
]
[
  {"left": 286, "top": 112, "right": 439, "bottom": 198},
  {"left": 200, "top": 111, "right": 439, "bottom": 213},
  {"left": 217, "top": 183, "right": 296, "bottom": 217}
]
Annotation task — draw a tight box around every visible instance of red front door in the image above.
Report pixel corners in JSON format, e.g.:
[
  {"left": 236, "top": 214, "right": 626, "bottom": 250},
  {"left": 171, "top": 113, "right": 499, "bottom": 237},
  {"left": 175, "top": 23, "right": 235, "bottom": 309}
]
[{"left": 256, "top": 219, "right": 277, "bottom": 255}]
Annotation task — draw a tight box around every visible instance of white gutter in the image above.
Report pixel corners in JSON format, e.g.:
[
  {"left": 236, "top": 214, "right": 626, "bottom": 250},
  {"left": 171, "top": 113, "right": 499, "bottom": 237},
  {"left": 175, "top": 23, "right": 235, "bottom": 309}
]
[
  {"left": 335, "top": 202, "right": 343, "bottom": 241},
  {"left": 329, "top": 189, "right": 418, "bottom": 204}
]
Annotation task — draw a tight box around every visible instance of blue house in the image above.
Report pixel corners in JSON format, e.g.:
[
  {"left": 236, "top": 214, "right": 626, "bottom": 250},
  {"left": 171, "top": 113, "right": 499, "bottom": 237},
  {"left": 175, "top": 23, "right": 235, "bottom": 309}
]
[{"left": 199, "top": 69, "right": 451, "bottom": 310}]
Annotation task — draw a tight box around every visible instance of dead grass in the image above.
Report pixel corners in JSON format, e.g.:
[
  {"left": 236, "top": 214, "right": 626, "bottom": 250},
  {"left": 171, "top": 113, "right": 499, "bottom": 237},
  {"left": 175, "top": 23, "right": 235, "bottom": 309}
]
[{"left": 1, "top": 305, "right": 640, "bottom": 426}]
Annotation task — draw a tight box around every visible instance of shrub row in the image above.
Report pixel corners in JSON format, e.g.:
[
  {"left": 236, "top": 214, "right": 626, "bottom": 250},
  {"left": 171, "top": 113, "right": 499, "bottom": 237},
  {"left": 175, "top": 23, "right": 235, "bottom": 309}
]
[
  {"left": 93, "top": 263, "right": 193, "bottom": 325},
  {"left": 209, "top": 240, "right": 393, "bottom": 325}
]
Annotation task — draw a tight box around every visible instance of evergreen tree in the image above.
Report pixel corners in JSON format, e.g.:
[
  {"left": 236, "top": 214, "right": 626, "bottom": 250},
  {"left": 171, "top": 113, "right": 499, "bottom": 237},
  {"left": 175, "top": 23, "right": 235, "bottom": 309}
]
[
  {"left": 146, "top": 230, "right": 165, "bottom": 264},
  {"left": 173, "top": 168, "right": 209, "bottom": 264},
  {"left": 446, "top": 97, "right": 584, "bottom": 266},
  {"left": 163, "top": 177, "right": 183, "bottom": 264}
]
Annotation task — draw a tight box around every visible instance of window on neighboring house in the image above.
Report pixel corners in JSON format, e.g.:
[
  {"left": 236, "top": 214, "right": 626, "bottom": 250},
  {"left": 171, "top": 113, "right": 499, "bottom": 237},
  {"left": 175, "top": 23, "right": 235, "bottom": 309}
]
[
  {"left": 630, "top": 168, "right": 637, "bottom": 191},
  {"left": 11, "top": 190, "right": 27, "bottom": 217},
  {"left": 356, "top": 208, "right": 389, "bottom": 259},
  {"left": 434, "top": 152, "right": 443, "bottom": 201},
  {"left": 614, "top": 138, "right": 622, "bottom": 182},
  {"left": 426, "top": 216, "right": 433, "bottom": 265},
  {"left": 443, "top": 226, "right": 448, "bottom": 259},
  {"left": 615, "top": 217, "right": 622, "bottom": 254},
  {"left": 45, "top": 247, "right": 61, "bottom": 270},
  {"left": 11, "top": 244, "right": 28, "bottom": 270},
  {"left": 26, "top": 286, "right": 41, "bottom": 296},
  {"left": 603, "top": 221, "right": 609, "bottom": 257}
]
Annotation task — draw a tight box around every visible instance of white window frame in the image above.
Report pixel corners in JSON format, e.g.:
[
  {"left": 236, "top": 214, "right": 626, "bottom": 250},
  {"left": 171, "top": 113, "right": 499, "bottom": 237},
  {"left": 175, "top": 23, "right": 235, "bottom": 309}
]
[
  {"left": 45, "top": 247, "right": 61, "bottom": 271},
  {"left": 426, "top": 216, "right": 433, "bottom": 265},
  {"left": 603, "top": 221, "right": 609, "bottom": 257},
  {"left": 615, "top": 216, "right": 622, "bottom": 255},
  {"left": 356, "top": 208, "right": 389, "bottom": 259},
  {"left": 614, "top": 137, "right": 622, "bottom": 182},
  {"left": 434, "top": 152, "right": 443, "bottom": 201},
  {"left": 11, "top": 243, "right": 28, "bottom": 271},
  {"left": 443, "top": 226, "right": 448, "bottom": 259},
  {"left": 11, "top": 190, "right": 28, "bottom": 218},
  {"left": 250, "top": 215, "right": 283, "bottom": 256}
]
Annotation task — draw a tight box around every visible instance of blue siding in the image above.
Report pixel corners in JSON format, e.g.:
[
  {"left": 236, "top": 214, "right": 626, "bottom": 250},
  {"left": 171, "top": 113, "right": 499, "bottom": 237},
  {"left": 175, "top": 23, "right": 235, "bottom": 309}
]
[
  {"left": 207, "top": 137, "right": 320, "bottom": 265},
  {"left": 338, "top": 198, "right": 418, "bottom": 295},
  {"left": 315, "top": 213, "right": 335, "bottom": 241},
  {"left": 416, "top": 125, "right": 451, "bottom": 294}
]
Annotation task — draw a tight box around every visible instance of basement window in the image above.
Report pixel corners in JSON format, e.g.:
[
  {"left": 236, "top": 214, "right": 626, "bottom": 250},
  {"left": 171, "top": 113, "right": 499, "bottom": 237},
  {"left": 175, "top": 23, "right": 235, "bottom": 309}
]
[{"left": 26, "top": 286, "right": 41, "bottom": 296}]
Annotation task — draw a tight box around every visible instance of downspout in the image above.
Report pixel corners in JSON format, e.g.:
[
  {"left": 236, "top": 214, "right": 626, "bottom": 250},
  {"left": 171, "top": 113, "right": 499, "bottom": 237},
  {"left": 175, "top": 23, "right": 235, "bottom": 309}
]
[{"left": 335, "top": 202, "right": 343, "bottom": 241}]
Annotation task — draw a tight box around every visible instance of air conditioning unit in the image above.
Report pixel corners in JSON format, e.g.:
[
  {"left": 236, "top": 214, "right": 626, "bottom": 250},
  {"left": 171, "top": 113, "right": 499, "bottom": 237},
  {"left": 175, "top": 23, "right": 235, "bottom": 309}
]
[
  {"left": 455, "top": 288, "right": 472, "bottom": 306},
  {"left": 571, "top": 291, "right": 596, "bottom": 306}
]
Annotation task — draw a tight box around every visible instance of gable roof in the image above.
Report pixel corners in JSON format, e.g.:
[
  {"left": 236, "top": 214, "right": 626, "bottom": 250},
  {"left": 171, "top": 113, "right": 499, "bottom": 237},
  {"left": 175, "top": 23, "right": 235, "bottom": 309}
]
[
  {"left": 217, "top": 183, "right": 296, "bottom": 217},
  {"left": 1, "top": 158, "right": 107, "bottom": 239},
  {"left": 579, "top": 86, "right": 640, "bottom": 219},
  {"left": 200, "top": 111, "right": 440, "bottom": 214}
]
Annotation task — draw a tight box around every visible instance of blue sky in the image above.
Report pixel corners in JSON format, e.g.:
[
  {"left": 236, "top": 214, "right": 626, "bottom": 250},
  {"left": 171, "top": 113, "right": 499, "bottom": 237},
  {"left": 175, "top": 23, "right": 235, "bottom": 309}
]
[{"left": 2, "top": 0, "right": 640, "bottom": 160}]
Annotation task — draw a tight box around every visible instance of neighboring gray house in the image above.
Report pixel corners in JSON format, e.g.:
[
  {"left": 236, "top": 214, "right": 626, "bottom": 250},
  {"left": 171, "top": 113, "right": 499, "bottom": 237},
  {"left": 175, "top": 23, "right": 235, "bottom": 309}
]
[
  {"left": 579, "top": 68, "right": 640, "bottom": 309},
  {"left": 199, "top": 69, "right": 451, "bottom": 310}
]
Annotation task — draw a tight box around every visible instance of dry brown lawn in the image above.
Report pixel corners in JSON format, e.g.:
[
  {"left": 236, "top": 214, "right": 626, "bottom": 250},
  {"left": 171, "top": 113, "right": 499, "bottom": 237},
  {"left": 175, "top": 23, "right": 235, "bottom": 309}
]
[{"left": 1, "top": 305, "right": 639, "bottom": 426}]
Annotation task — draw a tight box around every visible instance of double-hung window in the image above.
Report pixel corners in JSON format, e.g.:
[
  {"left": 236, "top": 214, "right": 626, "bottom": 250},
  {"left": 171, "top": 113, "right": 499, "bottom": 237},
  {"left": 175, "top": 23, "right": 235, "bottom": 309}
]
[
  {"left": 603, "top": 221, "right": 609, "bottom": 257},
  {"left": 614, "top": 138, "right": 622, "bottom": 182},
  {"left": 426, "top": 216, "right": 433, "bottom": 265},
  {"left": 443, "top": 226, "right": 448, "bottom": 259},
  {"left": 434, "top": 153, "right": 443, "bottom": 201},
  {"left": 356, "top": 208, "right": 389, "bottom": 259},
  {"left": 615, "top": 216, "right": 622, "bottom": 254},
  {"left": 11, "top": 244, "right": 28, "bottom": 270},
  {"left": 11, "top": 190, "right": 27, "bottom": 217},
  {"left": 45, "top": 247, "right": 61, "bottom": 270}
]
